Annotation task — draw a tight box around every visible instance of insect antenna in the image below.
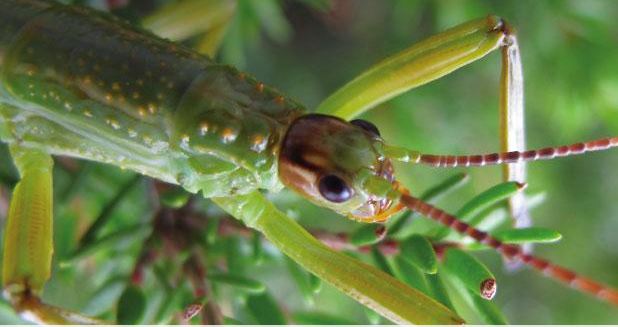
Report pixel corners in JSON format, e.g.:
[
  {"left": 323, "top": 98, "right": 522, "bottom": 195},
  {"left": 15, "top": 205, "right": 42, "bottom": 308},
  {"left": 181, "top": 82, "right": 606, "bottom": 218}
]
[
  {"left": 398, "top": 192, "right": 618, "bottom": 306},
  {"left": 385, "top": 136, "right": 618, "bottom": 167}
]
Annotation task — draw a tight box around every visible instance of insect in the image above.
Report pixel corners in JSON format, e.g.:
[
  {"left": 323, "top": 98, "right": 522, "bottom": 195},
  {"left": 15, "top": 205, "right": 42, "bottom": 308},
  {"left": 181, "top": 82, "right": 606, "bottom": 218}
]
[{"left": 0, "top": 0, "right": 617, "bottom": 324}]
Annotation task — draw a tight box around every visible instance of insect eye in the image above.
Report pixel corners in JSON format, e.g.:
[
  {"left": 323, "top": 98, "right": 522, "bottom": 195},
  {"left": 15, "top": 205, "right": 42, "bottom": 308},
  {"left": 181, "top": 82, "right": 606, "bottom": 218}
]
[
  {"left": 350, "top": 119, "right": 381, "bottom": 137},
  {"left": 318, "top": 174, "right": 352, "bottom": 203}
]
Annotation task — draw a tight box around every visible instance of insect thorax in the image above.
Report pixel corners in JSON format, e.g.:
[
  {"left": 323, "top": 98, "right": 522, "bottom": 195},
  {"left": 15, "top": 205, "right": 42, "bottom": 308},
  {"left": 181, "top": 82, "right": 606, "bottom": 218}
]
[{"left": 0, "top": 1, "right": 306, "bottom": 197}]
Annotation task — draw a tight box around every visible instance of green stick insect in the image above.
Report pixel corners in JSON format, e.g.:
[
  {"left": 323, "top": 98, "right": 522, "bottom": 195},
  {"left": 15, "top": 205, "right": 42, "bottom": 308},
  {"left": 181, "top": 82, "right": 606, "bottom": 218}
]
[{"left": 0, "top": 0, "right": 617, "bottom": 324}]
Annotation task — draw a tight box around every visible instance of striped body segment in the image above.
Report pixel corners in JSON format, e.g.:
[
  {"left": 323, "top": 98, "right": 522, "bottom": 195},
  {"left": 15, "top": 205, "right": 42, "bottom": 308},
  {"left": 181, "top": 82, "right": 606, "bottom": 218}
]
[{"left": 0, "top": 0, "right": 306, "bottom": 196}]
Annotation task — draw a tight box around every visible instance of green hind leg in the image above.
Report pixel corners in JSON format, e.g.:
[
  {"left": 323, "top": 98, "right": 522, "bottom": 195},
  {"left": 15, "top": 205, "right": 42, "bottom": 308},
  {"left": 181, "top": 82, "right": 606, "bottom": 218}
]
[{"left": 2, "top": 146, "right": 103, "bottom": 324}]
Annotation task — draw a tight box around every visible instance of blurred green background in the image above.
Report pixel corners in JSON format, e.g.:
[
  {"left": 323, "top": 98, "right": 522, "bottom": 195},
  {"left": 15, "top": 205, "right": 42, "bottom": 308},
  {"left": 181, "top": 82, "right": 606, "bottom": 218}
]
[{"left": 1, "top": 0, "right": 617, "bottom": 324}]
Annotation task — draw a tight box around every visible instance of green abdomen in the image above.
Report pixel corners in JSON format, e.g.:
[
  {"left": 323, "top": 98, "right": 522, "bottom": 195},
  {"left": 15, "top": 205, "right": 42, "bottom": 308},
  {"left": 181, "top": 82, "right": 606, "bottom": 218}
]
[{"left": 0, "top": 0, "right": 306, "bottom": 196}]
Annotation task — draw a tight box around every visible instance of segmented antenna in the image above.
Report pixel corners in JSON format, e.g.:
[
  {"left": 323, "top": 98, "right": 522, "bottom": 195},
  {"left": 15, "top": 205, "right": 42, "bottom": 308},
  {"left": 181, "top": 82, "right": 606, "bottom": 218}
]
[
  {"left": 388, "top": 137, "right": 618, "bottom": 167},
  {"left": 399, "top": 193, "right": 618, "bottom": 306}
]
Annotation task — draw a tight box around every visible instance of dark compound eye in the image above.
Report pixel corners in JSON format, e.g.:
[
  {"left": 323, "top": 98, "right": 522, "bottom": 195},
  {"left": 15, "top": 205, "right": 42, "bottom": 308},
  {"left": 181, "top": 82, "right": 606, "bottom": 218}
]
[
  {"left": 350, "top": 119, "right": 381, "bottom": 137},
  {"left": 318, "top": 174, "right": 352, "bottom": 203}
]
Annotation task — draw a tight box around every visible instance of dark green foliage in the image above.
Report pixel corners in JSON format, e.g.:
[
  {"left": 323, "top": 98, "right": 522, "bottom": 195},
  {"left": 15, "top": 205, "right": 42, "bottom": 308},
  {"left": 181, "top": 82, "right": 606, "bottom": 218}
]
[{"left": 117, "top": 286, "right": 146, "bottom": 324}]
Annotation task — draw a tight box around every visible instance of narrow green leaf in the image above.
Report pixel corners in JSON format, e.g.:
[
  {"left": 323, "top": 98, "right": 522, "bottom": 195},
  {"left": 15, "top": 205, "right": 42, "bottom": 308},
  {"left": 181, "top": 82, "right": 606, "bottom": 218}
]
[
  {"left": 246, "top": 292, "right": 286, "bottom": 324},
  {"left": 443, "top": 249, "right": 496, "bottom": 300},
  {"left": 370, "top": 245, "right": 393, "bottom": 275},
  {"left": 295, "top": 0, "right": 332, "bottom": 11},
  {"left": 308, "top": 273, "right": 322, "bottom": 294},
  {"left": 388, "top": 173, "right": 469, "bottom": 237},
  {"left": 82, "top": 277, "right": 125, "bottom": 316},
  {"left": 79, "top": 175, "right": 142, "bottom": 248},
  {"left": 494, "top": 227, "right": 562, "bottom": 244},
  {"left": 205, "top": 218, "right": 220, "bottom": 245},
  {"left": 223, "top": 316, "right": 244, "bottom": 324},
  {"left": 364, "top": 307, "right": 382, "bottom": 324},
  {"left": 458, "top": 182, "right": 523, "bottom": 219},
  {"left": 247, "top": 0, "right": 292, "bottom": 43},
  {"left": 350, "top": 223, "right": 386, "bottom": 246},
  {"left": 425, "top": 271, "right": 455, "bottom": 311},
  {"left": 67, "top": 223, "right": 149, "bottom": 263},
  {"left": 159, "top": 185, "right": 191, "bottom": 209},
  {"left": 285, "top": 256, "right": 314, "bottom": 303},
  {"left": 434, "top": 181, "right": 524, "bottom": 240},
  {"left": 225, "top": 236, "right": 246, "bottom": 274},
  {"left": 116, "top": 285, "right": 146, "bottom": 324},
  {"left": 399, "top": 234, "right": 438, "bottom": 274},
  {"left": 208, "top": 273, "right": 266, "bottom": 294},
  {"left": 293, "top": 311, "right": 358, "bottom": 325},
  {"left": 443, "top": 269, "right": 508, "bottom": 324},
  {"left": 251, "top": 231, "right": 264, "bottom": 264},
  {"left": 390, "top": 256, "right": 429, "bottom": 295}
]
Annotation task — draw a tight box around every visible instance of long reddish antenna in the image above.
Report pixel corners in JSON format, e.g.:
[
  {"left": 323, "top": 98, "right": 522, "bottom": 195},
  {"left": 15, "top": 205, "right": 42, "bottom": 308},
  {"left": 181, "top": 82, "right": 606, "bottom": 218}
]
[
  {"left": 387, "top": 137, "right": 618, "bottom": 167},
  {"left": 399, "top": 193, "right": 618, "bottom": 306}
]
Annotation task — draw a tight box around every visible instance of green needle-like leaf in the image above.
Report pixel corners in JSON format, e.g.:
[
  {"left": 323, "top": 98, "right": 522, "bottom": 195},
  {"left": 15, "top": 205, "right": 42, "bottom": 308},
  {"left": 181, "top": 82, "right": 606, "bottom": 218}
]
[
  {"left": 350, "top": 223, "right": 385, "bottom": 246},
  {"left": 116, "top": 285, "right": 146, "bottom": 324},
  {"left": 399, "top": 234, "right": 438, "bottom": 274},
  {"left": 443, "top": 267, "right": 508, "bottom": 324},
  {"left": 293, "top": 311, "right": 358, "bottom": 325},
  {"left": 434, "top": 181, "right": 524, "bottom": 240},
  {"left": 390, "top": 256, "right": 430, "bottom": 295},
  {"left": 285, "top": 256, "right": 315, "bottom": 303},
  {"left": 443, "top": 249, "right": 496, "bottom": 300},
  {"left": 494, "top": 227, "right": 562, "bottom": 244},
  {"left": 208, "top": 273, "right": 266, "bottom": 294},
  {"left": 246, "top": 292, "right": 287, "bottom": 324}
]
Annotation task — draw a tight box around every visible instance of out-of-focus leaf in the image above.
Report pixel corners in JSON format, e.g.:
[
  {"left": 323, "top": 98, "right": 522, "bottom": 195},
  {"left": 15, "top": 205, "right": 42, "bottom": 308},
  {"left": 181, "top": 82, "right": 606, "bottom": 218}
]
[
  {"left": 285, "top": 256, "right": 314, "bottom": 303},
  {"left": 364, "top": 307, "right": 382, "bottom": 325},
  {"left": 370, "top": 245, "right": 392, "bottom": 275},
  {"left": 143, "top": 0, "right": 237, "bottom": 41},
  {"left": 82, "top": 277, "right": 125, "bottom": 316},
  {"left": 494, "top": 227, "right": 562, "bottom": 244},
  {"left": 247, "top": 0, "right": 292, "bottom": 43},
  {"left": 425, "top": 271, "right": 455, "bottom": 311},
  {"left": 116, "top": 285, "right": 146, "bottom": 324},
  {"left": 246, "top": 291, "right": 286, "bottom": 324},
  {"left": 295, "top": 0, "right": 332, "bottom": 11},
  {"left": 350, "top": 223, "right": 385, "bottom": 246},
  {"left": 205, "top": 218, "right": 220, "bottom": 245},
  {"left": 251, "top": 230, "right": 264, "bottom": 264},
  {"left": 223, "top": 316, "right": 244, "bottom": 324},
  {"left": 66, "top": 223, "right": 150, "bottom": 264},
  {"left": 208, "top": 273, "right": 266, "bottom": 294},
  {"left": 308, "top": 273, "right": 322, "bottom": 294},
  {"left": 443, "top": 249, "right": 496, "bottom": 300},
  {"left": 390, "top": 256, "right": 429, "bottom": 295},
  {"left": 399, "top": 234, "right": 438, "bottom": 274},
  {"left": 159, "top": 186, "right": 191, "bottom": 209},
  {"left": 79, "top": 175, "right": 142, "bottom": 248},
  {"left": 293, "top": 311, "right": 358, "bottom": 324},
  {"left": 225, "top": 236, "right": 247, "bottom": 274}
]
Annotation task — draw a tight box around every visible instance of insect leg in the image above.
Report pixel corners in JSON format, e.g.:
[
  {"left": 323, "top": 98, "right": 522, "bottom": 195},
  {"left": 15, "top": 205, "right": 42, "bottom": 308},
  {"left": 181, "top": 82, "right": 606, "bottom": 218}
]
[
  {"left": 315, "top": 15, "right": 511, "bottom": 120},
  {"left": 213, "top": 191, "right": 463, "bottom": 325},
  {"left": 498, "top": 27, "right": 529, "bottom": 229},
  {"left": 2, "top": 146, "right": 104, "bottom": 324},
  {"left": 315, "top": 15, "right": 530, "bottom": 228}
]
